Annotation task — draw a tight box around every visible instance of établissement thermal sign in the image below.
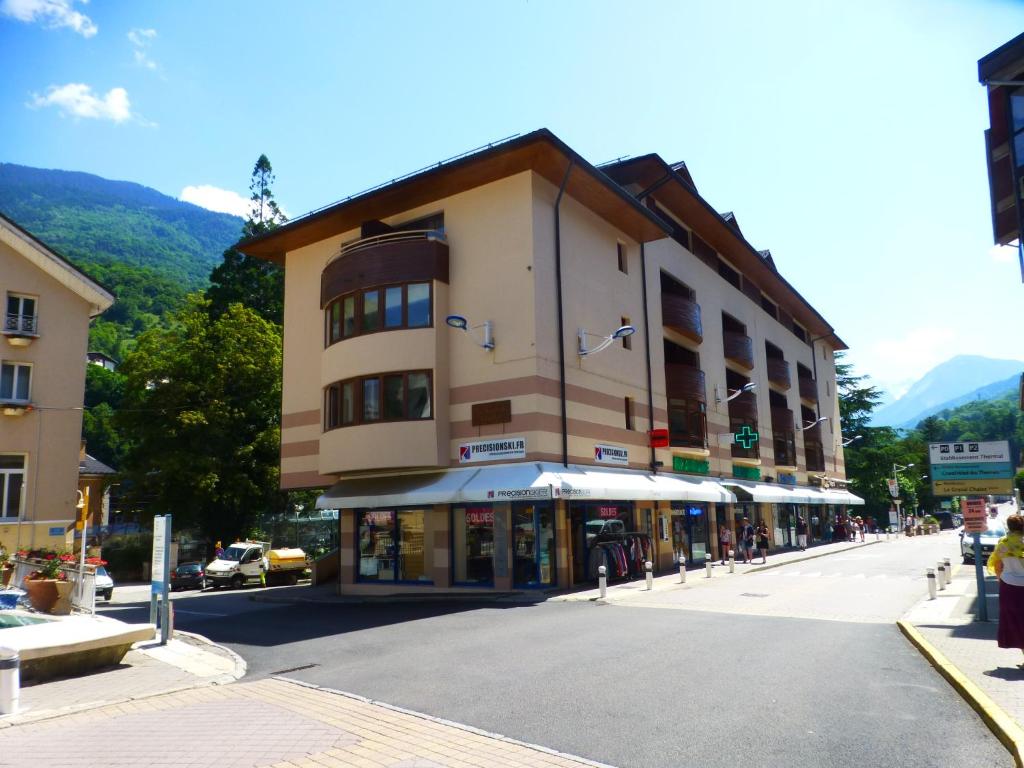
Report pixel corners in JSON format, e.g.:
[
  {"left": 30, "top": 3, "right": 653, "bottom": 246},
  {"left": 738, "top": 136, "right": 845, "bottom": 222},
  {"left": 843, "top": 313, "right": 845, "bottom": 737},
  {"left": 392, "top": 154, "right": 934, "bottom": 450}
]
[
  {"left": 594, "top": 444, "right": 629, "bottom": 465},
  {"left": 459, "top": 436, "right": 526, "bottom": 463},
  {"left": 928, "top": 441, "right": 1014, "bottom": 496}
]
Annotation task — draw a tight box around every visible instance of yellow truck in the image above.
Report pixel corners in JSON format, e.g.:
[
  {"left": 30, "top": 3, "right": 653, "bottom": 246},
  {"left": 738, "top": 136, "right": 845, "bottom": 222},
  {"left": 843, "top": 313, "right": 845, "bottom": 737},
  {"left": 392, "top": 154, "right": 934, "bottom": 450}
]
[{"left": 205, "top": 540, "right": 311, "bottom": 589}]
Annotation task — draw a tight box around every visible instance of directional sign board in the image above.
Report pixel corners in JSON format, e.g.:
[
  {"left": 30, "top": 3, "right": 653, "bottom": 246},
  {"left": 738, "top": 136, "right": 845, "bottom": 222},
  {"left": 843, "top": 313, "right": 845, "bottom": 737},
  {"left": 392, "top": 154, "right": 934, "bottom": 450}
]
[
  {"left": 929, "top": 441, "right": 1014, "bottom": 496},
  {"left": 963, "top": 498, "right": 988, "bottom": 534}
]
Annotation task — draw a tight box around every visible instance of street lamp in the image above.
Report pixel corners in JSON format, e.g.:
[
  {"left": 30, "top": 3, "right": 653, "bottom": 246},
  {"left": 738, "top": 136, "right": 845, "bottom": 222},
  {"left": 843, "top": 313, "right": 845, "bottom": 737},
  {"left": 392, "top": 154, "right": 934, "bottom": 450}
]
[
  {"left": 577, "top": 325, "right": 635, "bottom": 357},
  {"left": 892, "top": 463, "right": 914, "bottom": 532},
  {"left": 841, "top": 435, "right": 862, "bottom": 447},
  {"left": 714, "top": 381, "right": 756, "bottom": 404},
  {"left": 294, "top": 504, "right": 303, "bottom": 548},
  {"left": 445, "top": 314, "right": 495, "bottom": 350},
  {"left": 798, "top": 416, "right": 828, "bottom": 431}
]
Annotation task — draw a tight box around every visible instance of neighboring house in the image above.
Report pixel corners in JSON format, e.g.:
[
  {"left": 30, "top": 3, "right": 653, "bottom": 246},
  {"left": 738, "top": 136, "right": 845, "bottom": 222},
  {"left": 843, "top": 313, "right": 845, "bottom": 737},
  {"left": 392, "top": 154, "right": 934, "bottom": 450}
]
[
  {"left": 78, "top": 444, "right": 116, "bottom": 531},
  {"left": 0, "top": 212, "right": 114, "bottom": 552},
  {"left": 978, "top": 31, "right": 1024, "bottom": 282},
  {"left": 86, "top": 351, "right": 117, "bottom": 371},
  {"left": 238, "top": 129, "right": 860, "bottom": 596}
]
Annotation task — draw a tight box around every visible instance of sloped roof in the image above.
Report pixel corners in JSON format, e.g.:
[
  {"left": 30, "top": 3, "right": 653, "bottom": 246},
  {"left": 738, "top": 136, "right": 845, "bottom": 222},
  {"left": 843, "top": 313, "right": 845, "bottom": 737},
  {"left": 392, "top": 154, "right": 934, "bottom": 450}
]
[
  {"left": 79, "top": 454, "right": 116, "bottom": 476},
  {"left": 0, "top": 211, "right": 114, "bottom": 317}
]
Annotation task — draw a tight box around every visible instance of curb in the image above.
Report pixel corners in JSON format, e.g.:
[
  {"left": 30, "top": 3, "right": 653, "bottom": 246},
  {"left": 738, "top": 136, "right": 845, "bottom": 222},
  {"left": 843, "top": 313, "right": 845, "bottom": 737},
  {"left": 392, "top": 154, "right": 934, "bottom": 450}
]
[
  {"left": 745, "top": 539, "right": 882, "bottom": 573},
  {"left": 275, "top": 675, "right": 619, "bottom": 768},
  {"left": 172, "top": 628, "right": 248, "bottom": 681},
  {"left": 250, "top": 591, "right": 528, "bottom": 606},
  {"left": 897, "top": 619, "right": 1024, "bottom": 768}
]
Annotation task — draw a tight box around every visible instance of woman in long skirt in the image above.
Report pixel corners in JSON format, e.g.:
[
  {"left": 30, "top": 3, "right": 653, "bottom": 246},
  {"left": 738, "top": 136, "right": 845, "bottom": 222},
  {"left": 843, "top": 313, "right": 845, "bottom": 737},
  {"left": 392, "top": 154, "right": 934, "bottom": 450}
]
[{"left": 988, "top": 514, "right": 1024, "bottom": 664}]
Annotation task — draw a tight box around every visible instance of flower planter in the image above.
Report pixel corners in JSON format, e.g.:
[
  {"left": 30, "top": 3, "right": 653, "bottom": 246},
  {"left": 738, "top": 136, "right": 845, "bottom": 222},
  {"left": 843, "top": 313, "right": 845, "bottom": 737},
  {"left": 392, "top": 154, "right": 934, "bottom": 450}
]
[
  {"left": 0, "top": 565, "right": 12, "bottom": 587},
  {"left": 22, "top": 578, "right": 73, "bottom": 614}
]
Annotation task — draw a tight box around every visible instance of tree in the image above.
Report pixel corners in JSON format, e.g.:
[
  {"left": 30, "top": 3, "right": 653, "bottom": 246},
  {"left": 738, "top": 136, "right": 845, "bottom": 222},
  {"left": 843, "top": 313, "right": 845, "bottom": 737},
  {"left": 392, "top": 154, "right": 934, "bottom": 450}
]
[
  {"left": 835, "top": 352, "right": 883, "bottom": 437},
  {"left": 116, "top": 297, "right": 283, "bottom": 541},
  {"left": 206, "top": 154, "right": 287, "bottom": 324}
]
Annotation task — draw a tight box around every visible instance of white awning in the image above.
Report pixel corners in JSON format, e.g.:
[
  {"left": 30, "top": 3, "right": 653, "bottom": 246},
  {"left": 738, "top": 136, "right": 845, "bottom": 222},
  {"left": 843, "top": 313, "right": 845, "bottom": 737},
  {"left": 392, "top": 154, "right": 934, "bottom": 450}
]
[
  {"left": 722, "top": 480, "right": 811, "bottom": 504},
  {"left": 317, "top": 462, "right": 736, "bottom": 508},
  {"left": 819, "top": 489, "right": 865, "bottom": 506}
]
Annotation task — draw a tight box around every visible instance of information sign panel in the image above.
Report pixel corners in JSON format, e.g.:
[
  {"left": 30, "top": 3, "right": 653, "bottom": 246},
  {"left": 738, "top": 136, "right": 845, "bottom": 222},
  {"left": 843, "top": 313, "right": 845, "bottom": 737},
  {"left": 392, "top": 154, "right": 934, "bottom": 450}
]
[
  {"left": 929, "top": 441, "right": 1014, "bottom": 497},
  {"left": 963, "top": 499, "right": 988, "bottom": 534}
]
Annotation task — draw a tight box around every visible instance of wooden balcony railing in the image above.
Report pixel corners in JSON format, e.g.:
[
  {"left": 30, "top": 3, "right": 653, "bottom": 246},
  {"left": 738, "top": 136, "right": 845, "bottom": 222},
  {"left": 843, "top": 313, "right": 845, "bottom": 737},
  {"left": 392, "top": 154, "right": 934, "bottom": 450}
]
[
  {"left": 728, "top": 391, "right": 758, "bottom": 422},
  {"left": 723, "top": 331, "right": 754, "bottom": 370},
  {"left": 661, "top": 294, "right": 703, "bottom": 344},
  {"left": 798, "top": 375, "right": 817, "bottom": 402},
  {"left": 766, "top": 357, "right": 790, "bottom": 389},
  {"left": 770, "top": 407, "right": 793, "bottom": 431},
  {"left": 804, "top": 440, "right": 826, "bottom": 472},
  {"left": 664, "top": 364, "right": 706, "bottom": 403}
]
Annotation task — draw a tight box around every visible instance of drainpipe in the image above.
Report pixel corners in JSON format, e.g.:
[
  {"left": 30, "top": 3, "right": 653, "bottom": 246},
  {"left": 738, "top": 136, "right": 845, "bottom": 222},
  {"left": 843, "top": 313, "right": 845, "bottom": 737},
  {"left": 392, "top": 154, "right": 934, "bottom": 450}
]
[
  {"left": 554, "top": 161, "right": 574, "bottom": 467},
  {"left": 639, "top": 242, "right": 656, "bottom": 472}
]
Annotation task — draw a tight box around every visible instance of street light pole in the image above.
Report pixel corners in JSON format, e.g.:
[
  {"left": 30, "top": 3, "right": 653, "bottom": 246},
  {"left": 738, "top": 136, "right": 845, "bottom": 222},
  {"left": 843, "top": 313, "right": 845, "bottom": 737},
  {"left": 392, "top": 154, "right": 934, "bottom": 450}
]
[{"left": 893, "top": 463, "right": 914, "bottom": 532}]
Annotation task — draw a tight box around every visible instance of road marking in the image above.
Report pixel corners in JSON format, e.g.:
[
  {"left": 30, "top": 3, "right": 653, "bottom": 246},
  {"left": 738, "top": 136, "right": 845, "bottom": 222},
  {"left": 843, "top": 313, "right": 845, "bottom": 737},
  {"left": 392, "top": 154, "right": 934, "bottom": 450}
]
[{"left": 172, "top": 608, "right": 229, "bottom": 617}]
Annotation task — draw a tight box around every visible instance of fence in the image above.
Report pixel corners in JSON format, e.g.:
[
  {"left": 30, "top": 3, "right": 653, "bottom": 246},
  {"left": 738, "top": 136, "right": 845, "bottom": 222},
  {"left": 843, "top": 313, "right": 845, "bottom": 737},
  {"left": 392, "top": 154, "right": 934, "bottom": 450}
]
[{"left": 9, "top": 559, "right": 97, "bottom": 613}]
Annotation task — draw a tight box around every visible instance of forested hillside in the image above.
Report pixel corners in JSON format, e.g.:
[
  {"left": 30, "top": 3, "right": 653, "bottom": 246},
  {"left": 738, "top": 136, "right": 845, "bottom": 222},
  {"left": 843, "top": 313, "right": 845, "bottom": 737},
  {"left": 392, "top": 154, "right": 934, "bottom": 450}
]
[{"left": 0, "top": 163, "right": 244, "bottom": 359}]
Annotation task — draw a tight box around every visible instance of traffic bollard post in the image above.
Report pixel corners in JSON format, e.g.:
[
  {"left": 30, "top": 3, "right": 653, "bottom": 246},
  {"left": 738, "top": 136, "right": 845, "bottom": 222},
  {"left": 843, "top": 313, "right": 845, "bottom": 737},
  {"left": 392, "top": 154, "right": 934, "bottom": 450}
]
[
  {"left": 705, "top": 557, "right": 713, "bottom": 578},
  {"left": 728, "top": 549, "right": 735, "bottom": 574},
  {"left": 645, "top": 560, "right": 653, "bottom": 591},
  {"left": 937, "top": 564, "right": 946, "bottom": 590},
  {"left": 0, "top": 647, "right": 18, "bottom": 716},
  {"left": 679, "top": 555, "right": 686, "bottom": 584},
  {"left": 875, "top": 529, "right": 880, "bottom": 541},
  {"left": 944, "top": 558, "right": 952, "bottom": 579},
  {"left": 886, "top": 529, "right": 890, "bottom": 541},
  {"left": 598, "top": 565, "right": 607, "bottom": 599},
  {"left": 927, "top": 568, "right": 937, "bottom": 600}
]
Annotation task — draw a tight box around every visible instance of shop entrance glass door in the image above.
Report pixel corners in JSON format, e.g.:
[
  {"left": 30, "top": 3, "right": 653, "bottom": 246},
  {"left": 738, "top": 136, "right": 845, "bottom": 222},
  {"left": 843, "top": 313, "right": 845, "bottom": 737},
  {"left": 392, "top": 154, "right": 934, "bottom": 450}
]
[
  {"left": 671, "top": 503, "right": 708, "bottom": 564},
  {"left": 513, "top": 504, "right": 555, "bottom": 588}
]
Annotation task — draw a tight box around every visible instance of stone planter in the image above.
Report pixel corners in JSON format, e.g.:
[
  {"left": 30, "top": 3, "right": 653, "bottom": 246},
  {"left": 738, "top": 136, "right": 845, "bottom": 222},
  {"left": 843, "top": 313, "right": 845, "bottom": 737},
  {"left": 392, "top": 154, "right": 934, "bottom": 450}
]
[
  {"left": 0, "top": 565, "right": 12, "bottom": 587},
  {"left": 22, "top": 578, "right": 74, "bottom": 614}
]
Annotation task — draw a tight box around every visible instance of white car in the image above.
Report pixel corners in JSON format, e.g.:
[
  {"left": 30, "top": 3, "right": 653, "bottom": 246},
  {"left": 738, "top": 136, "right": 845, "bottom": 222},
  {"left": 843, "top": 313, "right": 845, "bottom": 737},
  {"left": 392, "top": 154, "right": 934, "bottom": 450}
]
[
  {"left": 94, "top": 565, "right": 114, "bottom": 601},
  {"left": 961, "top": 520, "right": 1006, "bottom": 564}
]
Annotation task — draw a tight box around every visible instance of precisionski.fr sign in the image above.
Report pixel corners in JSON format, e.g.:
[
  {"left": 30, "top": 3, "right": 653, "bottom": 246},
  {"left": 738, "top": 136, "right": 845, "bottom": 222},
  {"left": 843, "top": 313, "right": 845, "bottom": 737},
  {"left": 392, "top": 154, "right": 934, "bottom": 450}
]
[
  {"left": 594, "top": 444, "right": 629, "bottom": 465},
  {"left": 459, "top": 437, "right": 526, "bottom": 463}
]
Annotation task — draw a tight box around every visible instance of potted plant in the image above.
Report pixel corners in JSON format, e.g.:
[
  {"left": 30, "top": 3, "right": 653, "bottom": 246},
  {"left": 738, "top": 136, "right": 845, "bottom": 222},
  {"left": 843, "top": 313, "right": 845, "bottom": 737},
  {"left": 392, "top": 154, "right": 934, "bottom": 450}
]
[
  {"left": 21, "top": 550, "right": 75, "bottom": 614},
  {"left": 0, "top": 542, "right": 11, "bottom": 587}
]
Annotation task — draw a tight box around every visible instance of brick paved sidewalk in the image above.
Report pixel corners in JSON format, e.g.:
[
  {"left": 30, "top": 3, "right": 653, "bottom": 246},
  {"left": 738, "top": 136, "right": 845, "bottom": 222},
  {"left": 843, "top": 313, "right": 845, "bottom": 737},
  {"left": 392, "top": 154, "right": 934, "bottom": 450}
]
[
  {"left": 904, "top": 564, "right": 1024, "bottom": 727},
  {"left": 0, "top": 677, "right": 613, "bottom": 768}
]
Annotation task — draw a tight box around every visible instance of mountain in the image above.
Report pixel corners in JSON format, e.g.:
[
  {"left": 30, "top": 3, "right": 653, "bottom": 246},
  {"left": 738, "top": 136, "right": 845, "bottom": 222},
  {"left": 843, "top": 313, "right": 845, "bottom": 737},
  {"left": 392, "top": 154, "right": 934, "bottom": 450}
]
[
  {"left": 871, "top": 355, "right": 1024, "bottom": 427},
  {"left": 898, "top": 373, "right": 1021, "bottom": 429},
  {"left": 0, "top": 163, "right": 245, "bottom": 358}
]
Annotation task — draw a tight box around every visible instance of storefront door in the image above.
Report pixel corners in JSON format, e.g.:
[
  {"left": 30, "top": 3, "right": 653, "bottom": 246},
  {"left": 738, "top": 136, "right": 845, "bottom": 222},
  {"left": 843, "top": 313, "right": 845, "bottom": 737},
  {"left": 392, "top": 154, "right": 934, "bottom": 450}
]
[
  {"left": 513, "top": 504, "right": 555, "bottom": 588},
  {"left": 671, "top": 503, "right": 709, "bottom": 564},
  {"left": 777, "top": 504, "right": 796, "bottom": 547}
]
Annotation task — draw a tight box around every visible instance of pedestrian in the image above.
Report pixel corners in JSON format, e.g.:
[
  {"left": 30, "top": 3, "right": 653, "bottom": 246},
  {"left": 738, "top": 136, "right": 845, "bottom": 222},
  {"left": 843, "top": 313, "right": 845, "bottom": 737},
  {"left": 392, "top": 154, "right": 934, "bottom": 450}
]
[
  {"left": 857, "top": 516, "right": 865, "bottom": 542},
  {"left": 796, "top": 515, "right": 808, "bottom": 551},
  {"left": 214, "top": 540, "right": 224, "bottom": 559},
  {"left": 987, "top": 514, "right": 1024, "bottom": 666},
  {"left": 719, "top": 522, "right": 733, "bottom": 565},
  {"left": 741, "top": 517, "right": 755, "bottom": 564},
  {"left": 834, "top": 517, "right": 846, "bottom": 543},
  {"left": 259, "top": 549, "right": 269, "bottom": 588},
  {"left": 756, "top": 521, "right": 770, "bottom": 564}
]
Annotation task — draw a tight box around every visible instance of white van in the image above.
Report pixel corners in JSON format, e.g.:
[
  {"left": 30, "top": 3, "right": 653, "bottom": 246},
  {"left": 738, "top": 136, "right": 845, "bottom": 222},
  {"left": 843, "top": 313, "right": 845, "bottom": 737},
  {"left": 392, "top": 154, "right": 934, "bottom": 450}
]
[{"left": 205, "top": 541, "right": 268, "bottom": 589}]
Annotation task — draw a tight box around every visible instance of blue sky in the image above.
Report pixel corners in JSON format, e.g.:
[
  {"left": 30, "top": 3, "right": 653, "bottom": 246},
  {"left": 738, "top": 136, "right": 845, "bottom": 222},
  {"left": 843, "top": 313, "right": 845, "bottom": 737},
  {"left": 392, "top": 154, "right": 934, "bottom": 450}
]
[{"left": 1, "top": 0, "right": 1022, "bottom": 398}]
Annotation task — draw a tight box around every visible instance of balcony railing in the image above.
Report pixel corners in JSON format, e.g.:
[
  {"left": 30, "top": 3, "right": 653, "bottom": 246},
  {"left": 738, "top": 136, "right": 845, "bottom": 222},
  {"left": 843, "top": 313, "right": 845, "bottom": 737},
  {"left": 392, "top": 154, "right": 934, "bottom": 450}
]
[
  {"left": 770, "top": 407, "right": 794, "bottom": 430},
  {"left": 804, "top": 440, "right": 826, "bottom": 472},
  {"left": 798, "top": 375, "right": 817, "bottom": 402},
  {"left": 334, "top": 229, "right": 446, "bottom": 261},
  {"left": 661, "top": 294, "right": 703, "bottom": 344},
  {"left": 723, "top": 331, "right": 754, "bottom": 370},
  {"left": 3, "top": 314, "right": 38, "bottom": 336},
  {"left": 728, "top": 391, "right": 758, "bottom": 422},
  {"left": 766, "top": 357, "right": 790, "bottom": 389},
  {"left": 664, "top": 364, "right": 706, "bottom": 403}
]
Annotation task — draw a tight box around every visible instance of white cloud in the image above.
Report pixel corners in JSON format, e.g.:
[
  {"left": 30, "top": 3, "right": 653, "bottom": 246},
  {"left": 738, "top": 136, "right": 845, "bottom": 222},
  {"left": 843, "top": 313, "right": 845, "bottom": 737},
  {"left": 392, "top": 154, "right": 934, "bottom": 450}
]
[
  {"left": 991, "top": 243, "right": 1017, "bottom": 263},
  {"left": 128, "top": 27, "right": 157, "bottom": 70},
  {"left": 1, "top": 0, "right": 96, "bottom": 37},
  {"left": 28, "top": 83, "right": 132, "bottom": 122},
  {"left": 180, "top": 185, "right": 252, "bottom": 218}
]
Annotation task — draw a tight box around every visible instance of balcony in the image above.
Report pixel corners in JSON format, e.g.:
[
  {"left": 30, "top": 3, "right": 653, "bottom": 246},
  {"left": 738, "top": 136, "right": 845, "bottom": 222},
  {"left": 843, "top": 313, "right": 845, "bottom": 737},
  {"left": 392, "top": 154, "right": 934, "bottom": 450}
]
[
  {"left": 723, "top": 332, "right": 754, "bottom": 370},
  {"left": 766, "top": 358, "right": 790, "bottom": 389},
  {"left": 798, "top": 375, "right": 817, "bottom": 402},
  {"left": 770, "top": 407, "right": 793, "bottom": 431},
  {"left": 3, "top": 314, "right": 38, "bottom": 347},
  {"left": 321, "top": 230, "right": 449, "bottom": 307},
  {"left": 664, "top": 364, "right": 706, "bottom": 403},
  {"left": 661, "top": 294, "right": 702, "bottom": 344},
  {"left": 804, "top": 440, "right": 826, "bottom": 472},
  {"left": 728, "top": 391, "right": 758, "bottom": 422}
]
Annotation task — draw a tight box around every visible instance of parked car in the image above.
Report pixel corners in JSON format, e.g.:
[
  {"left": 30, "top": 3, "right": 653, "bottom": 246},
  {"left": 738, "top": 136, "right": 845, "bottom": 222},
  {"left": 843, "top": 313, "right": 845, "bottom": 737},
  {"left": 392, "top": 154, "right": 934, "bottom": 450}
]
[
  {"left": 94, "top": 565, "right": 114, "bottom": 601},
  {"left": 933, "top": 512, "right": 955, "bottom": 530},
  {"left": 170, "top": 562, "right": 206, "bottom": 591},
  {"left": 961, "top": 519, "right": 1007, "bottom": 564}
]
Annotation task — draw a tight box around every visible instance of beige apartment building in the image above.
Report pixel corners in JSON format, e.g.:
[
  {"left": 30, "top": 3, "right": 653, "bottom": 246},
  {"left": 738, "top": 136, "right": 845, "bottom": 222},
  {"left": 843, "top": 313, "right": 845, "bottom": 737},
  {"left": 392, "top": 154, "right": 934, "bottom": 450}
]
[
  {"left": 240, "top": 130, "right": 861, "bottom": 595},
  {"left": 0, "top": 212, "right": 114, "bottom": 552}
]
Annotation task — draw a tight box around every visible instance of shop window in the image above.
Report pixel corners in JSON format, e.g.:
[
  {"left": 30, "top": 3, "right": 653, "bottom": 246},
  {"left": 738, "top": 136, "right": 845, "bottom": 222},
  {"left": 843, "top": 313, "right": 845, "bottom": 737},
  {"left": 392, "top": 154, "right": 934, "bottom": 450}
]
[
  {"left": 325, "top": 281, "right": 433, "bottom": 346},
  {"left": 0, "top": 455, "right": 25, "bottom": 519},
  {"left": 357, "top": 509, "right": 429, "bottom": 583},
  {"left": 452, "top": 506, "right": 495, "bottom": 585},
  {"left": 513, "top": 504, "right": 555, "bottom": 588},
  {"left": 324, "top": 370, "right": 432, "bottom": 429},
  {"left": 0, "top": 362, "right": 31, "bottom": 402}
]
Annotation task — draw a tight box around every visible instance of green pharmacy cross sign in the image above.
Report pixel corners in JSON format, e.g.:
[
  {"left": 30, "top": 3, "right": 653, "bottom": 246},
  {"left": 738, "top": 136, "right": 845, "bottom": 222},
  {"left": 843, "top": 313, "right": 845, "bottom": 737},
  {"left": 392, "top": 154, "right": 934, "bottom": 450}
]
[{"left": 734, "top": 425, "right": 759, "bottom": 450}]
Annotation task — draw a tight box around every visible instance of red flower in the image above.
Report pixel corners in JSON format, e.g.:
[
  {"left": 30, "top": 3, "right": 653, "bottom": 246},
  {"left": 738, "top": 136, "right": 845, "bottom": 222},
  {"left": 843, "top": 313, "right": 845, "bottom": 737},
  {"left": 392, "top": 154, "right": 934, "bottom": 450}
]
[{"left": 44, "top": 553, "right": 55, "bottom": 560}]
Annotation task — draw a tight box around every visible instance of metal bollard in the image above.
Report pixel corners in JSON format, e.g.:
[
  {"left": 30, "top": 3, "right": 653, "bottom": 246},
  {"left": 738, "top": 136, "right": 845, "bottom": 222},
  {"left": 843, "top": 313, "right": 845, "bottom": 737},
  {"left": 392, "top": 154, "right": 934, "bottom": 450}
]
[
  {"left": 728, "top": 549, "right": 735, "bottom": 574},
  {"left": 875, "top": 529, "right": 880, "bottom": 541},
  {"left": 645, "top": 560, "right": 653, "bottom": 591},
  {"left": 0, "top": 646, "right": 18, "bottom": 716},
  {"left": 598, "top": 565, "right": 607, "bottom": 599},
  {"left": 944, "top": 558, "right": 952, "bottom": 579},
  {"left": 927, "top": 568, "right": 937, "bottom": 600},
  {"left": 705, "top": 557, "right": 713, "bottom": 578},
  {"left": 679, "top": 556, "right": 686, "bottom": 584},
  {"left": 886, "top": 529, "right": 890, "bottom": 541},
  {"left": 937, "top": 564, "right": 946, "bottom": 590}
]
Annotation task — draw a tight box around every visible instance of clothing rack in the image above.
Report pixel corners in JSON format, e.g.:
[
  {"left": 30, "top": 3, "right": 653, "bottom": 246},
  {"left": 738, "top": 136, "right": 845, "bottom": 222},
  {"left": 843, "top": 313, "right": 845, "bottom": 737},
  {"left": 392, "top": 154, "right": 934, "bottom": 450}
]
[{"left": 587, "top": 532, "right": 652, "bottom": 582}]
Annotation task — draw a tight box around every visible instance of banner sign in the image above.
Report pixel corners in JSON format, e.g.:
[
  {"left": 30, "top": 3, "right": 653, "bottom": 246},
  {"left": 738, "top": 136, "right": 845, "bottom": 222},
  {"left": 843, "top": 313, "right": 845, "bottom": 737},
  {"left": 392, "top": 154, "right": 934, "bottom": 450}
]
[
  {"left": 964, "top": 498, "right": 988, "bottom": 534},
  {"left": 674, "top": 456, "right": 710, "bottom": 475},
  {"left": 486, "top": 487, "right": 550, "bottom": 500},
  {"left": 365, "top": 510, "right": 395, "bottom": 526},
  {"left": 887, "top": 478, "right": 899, "bottom": 498},
  {"left": 597, "top": 505, "right": 624, "bottom": 519},
  {"left": 465, "top": 508, "right": 495, "bottom": 526},
  {"left": 594, "top": 444, "right": 629, "bottom": 465},
  {"left": 459, "top": 437, "right": 526, "bottom": 463}
]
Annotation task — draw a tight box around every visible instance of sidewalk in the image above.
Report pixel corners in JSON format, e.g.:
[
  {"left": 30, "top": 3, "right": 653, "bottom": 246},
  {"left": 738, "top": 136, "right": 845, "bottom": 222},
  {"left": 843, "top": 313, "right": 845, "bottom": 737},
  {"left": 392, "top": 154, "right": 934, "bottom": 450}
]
[
  {"left": 551, "top": 536, "right": 884, "bottom": 603},
  {"left": 1, "top": 629, "right": 245, "bottom": 729},
  {"left": 902, "top": 563, "right": 1024, "bottom": 761},
  {"left": 0, "top": 676, "right": 614, "bottom": 768}
]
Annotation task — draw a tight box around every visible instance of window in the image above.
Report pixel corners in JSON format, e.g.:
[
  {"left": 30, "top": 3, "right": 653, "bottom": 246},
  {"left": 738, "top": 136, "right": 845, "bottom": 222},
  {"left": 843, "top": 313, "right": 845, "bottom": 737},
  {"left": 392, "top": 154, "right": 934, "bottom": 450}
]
[
  {"left": 621, "top": 316, "right": 632, "bottom": 350},
  {"left": 774, "top": 430, "right": 797, "bottom": 467},
  {"left": 792, "top": 323, "right": 807, "bottom": 342},
  {"left": 453, "top": 506, "right": 495, "bottom": 585},
  {"left": 617, "top": 242, "right": 628, "bottom": 274},
  {"left": 624, "top": 396, "right": 635, "bottom": 430},
  {"left": 760, "top": 295, "right": 778, "bottom": 319},
  {"left": 325, "top": 282, "right": 432, "bottom": 345},
  {"left": 0, "top": 362, "right": 31, "bottom": 402},
  {"left": 668, "top": 396, "right": 707, "bottom": 449},
  {"left": 717, "top": 259, "right": 742, "bottom": 291},
  {"left": 0, "top": 455, "right": 24, "bottom": 519},
  {"left": 357, "top": 508, "right": 430, "bottom": 583},
  {"left": 324, "top": 370, "right": 433, "bottom": 429},
  {"left": 5, "top": 295, "right": 37, "bottom": 335}
]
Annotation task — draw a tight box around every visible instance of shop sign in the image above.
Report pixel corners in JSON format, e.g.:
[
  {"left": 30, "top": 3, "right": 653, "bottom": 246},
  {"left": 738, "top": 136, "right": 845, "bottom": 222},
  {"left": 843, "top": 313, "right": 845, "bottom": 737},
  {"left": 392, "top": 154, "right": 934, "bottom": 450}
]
[
  {"left": 649, "top": 428, "right": 670, "bottom": 448},
  {"left": 733, "top": 425, "right": 759, "bottom": 449},
  {"left": 471, "top": 400, "right": 512, "bottom": 427},
  {"left": 594, "top": 443, "right": 629, "bottom": 465},
  {"left": 559, "top": 488, "right": 592, "bottom": 498},
  {"left": 928, "top": 440, "right": 1011, "bottom": 465},
  {"left": 887, "top": 478, "right": 899, "bottom": 498},
  {"left": 733, "top": 465, "right": 760, "bottom": 481},
  {"left": 673, "top": 456, "right": 709, "bottom": 475},
  {"left": 486, "top": 487, "right": 550, "bottom": 500},
  {"left": 365, "top": 510, "right": 394, "bottom": 526},
  {"left": 48, "top": 526, "right": 64, "bottom": 536},
  {"left": 777, "top": 473, "right": 797, "bottom": 486},
  {"left": 597, "top": 505, "right": 623, "bottom": 518},
  {"left": 465, "top": 508, "right": 495, "bottom": 525},
  {"left": 458, "top": 436, "right": 526, "bottom": 463}
]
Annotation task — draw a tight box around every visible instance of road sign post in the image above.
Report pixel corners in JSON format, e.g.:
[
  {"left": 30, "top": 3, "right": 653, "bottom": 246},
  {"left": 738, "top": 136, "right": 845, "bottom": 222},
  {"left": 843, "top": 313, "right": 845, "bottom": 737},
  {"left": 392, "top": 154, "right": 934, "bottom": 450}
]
[
  {"left": 963, "top": 498, "right": 988, "bottom": 622},
  {"left": 149, "top": 515, "right": 172, "bottom": 644}
]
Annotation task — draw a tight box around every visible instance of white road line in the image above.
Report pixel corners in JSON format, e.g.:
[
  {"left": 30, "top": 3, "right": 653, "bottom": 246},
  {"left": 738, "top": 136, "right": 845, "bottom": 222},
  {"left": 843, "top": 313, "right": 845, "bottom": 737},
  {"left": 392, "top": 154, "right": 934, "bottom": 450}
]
[{"left": 172, "top": 609, "right": 229, "bottom": 617}]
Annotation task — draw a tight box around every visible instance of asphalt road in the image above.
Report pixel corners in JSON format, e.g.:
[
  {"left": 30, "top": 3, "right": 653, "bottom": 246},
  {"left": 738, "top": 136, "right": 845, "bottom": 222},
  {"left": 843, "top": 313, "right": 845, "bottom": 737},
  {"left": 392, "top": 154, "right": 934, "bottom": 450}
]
[{"left": 99, "top": 533, "right": 1010, "bottom": 768}]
